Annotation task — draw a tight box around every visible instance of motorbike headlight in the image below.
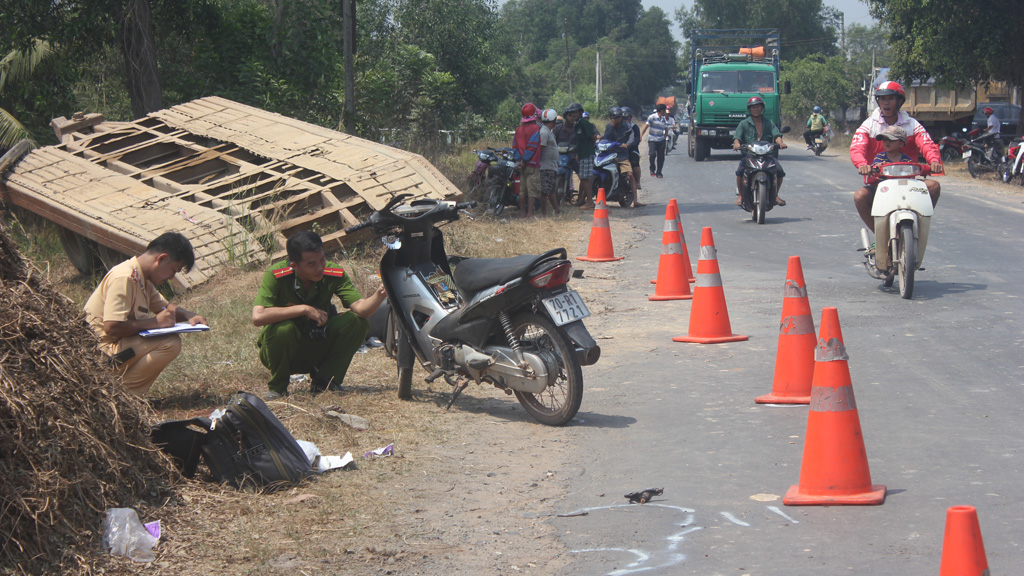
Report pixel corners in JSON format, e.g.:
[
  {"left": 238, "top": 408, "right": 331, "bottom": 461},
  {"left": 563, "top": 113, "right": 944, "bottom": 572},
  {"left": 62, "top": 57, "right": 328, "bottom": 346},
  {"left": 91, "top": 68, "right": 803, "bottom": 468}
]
[{"left": 750, "top": 143, "right": 773, "bottom": 155}]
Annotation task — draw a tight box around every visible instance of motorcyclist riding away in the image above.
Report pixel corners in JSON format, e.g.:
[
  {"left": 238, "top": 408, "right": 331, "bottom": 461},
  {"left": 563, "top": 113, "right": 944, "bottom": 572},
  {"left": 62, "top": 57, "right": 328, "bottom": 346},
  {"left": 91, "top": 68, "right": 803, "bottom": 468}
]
[
  {"left": 803, "top": 106, "right": 829, "bottom": 149},
  {"left": 850, "top": 81, "right": 942, "bottom": 230}
]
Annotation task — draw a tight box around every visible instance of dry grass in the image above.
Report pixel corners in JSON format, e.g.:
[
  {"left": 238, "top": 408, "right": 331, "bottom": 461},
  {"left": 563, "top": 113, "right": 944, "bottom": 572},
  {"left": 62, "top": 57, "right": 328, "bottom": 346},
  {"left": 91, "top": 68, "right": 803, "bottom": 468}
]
[{"left": 1, "top": 201, "right": 591, "bottom": 574}]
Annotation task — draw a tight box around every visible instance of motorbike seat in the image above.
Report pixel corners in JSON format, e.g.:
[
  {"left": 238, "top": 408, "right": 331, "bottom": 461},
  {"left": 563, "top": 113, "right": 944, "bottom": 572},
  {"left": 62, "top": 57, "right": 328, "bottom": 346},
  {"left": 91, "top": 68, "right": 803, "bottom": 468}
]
[{"left": 452, "top": 249, "right": 565, "bottom": 295}]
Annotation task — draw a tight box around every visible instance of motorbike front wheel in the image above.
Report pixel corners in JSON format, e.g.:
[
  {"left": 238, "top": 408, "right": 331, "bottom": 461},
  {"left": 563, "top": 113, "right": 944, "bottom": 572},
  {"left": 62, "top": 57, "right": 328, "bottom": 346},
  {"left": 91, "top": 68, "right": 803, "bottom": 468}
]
[
  {"left": 486, "top": 180, "right": 506, "bottom": 216},
  {"left": 897, "top": 223, "right": 916, "bottom": 299},
  {"left": 510, "top": 312, "right": 583, "bottom": 426},
  {"left": 941, "top": 147, "right": 960, "bottom": 164},
  {"left": 966, "top": 155, "right": 983, "bottom": 178},
  {"left": 754, "top": 180, "right": 767, "bottom": 224}
]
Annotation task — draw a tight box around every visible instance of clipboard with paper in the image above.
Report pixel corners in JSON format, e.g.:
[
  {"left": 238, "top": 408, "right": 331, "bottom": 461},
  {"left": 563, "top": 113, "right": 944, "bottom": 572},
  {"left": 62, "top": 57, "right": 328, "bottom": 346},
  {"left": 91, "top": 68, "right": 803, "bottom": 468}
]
[{"left": 139, "top": 322, "right": 211, "bottom": 337}]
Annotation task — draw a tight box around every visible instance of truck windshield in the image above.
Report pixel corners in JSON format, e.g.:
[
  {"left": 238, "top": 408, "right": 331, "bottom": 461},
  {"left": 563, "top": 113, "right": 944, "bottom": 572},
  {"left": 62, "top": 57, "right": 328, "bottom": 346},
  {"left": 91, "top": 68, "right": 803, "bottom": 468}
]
[{"left": 701, "top": 71, "right": 775, "bottom": 94}]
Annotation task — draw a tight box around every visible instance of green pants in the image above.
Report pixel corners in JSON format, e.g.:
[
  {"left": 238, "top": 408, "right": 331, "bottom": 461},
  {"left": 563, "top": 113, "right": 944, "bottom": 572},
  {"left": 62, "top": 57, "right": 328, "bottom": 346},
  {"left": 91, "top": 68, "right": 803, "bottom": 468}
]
[{"left": 257, "top": 311, "right": 369, "bottom": 393}]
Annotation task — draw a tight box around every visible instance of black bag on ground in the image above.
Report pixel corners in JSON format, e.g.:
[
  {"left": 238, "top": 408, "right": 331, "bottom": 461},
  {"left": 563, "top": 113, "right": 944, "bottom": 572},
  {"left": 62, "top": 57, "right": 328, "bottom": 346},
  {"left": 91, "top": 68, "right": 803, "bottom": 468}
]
[{"left": 151, "top": 391, "right": 312, "bottom": 490}]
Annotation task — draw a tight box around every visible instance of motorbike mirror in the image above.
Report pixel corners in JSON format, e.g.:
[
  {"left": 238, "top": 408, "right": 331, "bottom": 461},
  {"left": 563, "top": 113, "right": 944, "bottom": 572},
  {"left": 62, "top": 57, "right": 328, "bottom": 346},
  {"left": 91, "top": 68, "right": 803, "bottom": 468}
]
[
  {"left": 781, "top": 126, "right": 791, "bottom": 134},
  {"left": 382, "top": 193, "right": 413, "bottom": 213}
]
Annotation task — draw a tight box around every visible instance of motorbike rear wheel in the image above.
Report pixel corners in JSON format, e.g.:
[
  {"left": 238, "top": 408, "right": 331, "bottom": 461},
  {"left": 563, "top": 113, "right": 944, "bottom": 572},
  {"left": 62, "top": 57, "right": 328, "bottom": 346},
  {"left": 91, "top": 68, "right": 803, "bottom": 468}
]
[
  {"left": 897, "top": 222, "right": 916, "bottom": 299},
  {"left": 510, "top": 312, "right": 583, "bottom": 426},
  {"left": 813, "top": 144, "right": 823, "bottom": 157}
]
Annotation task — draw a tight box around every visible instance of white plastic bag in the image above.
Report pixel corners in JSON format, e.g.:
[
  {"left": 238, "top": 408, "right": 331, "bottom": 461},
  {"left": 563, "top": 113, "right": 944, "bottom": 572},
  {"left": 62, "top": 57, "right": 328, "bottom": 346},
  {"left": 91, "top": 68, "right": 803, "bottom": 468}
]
[{"left": 101, "top": 508, "right": 159, "bottom": 562}]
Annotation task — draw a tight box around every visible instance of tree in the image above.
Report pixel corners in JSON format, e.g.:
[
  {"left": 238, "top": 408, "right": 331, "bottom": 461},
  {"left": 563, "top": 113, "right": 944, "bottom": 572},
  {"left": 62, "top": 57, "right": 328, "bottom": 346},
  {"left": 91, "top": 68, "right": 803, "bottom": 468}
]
[
  {"left": 676, "top": 0, "right": 839, "bottom": 60},
  {"left": 781, "top": 55, "right": 857, "bottom": 129},
  {"left": 0, "top": 39, "right": 55, "bottom": 149},
  {"left": 866, "top": 0, "right": 1024, "bottom": 91}
]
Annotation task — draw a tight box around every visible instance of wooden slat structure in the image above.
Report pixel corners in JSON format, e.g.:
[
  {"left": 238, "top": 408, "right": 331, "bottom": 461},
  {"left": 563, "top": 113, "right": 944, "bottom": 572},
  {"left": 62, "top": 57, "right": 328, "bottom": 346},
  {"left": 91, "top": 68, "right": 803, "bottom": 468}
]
[{"left": 0, "top": 97, "right": 461, "bottom": 289}]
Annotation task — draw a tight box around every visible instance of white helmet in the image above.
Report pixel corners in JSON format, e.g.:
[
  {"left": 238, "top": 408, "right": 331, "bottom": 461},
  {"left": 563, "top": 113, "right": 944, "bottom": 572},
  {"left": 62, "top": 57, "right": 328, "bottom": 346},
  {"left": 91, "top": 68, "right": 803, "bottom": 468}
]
[{"left": 541, "top": 108, "right": 558, "bottom": 122}]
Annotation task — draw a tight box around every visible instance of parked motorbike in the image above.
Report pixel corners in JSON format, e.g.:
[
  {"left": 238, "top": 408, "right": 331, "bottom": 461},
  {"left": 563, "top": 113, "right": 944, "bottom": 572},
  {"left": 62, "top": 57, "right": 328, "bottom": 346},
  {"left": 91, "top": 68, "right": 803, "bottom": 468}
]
[
  {"left": 938, "top": 132, "right": 969, "bottom": 163},
  {"left": 859, "top": 162, "right": 940, "bottom": 299},
  {"left": 593, "top": 139, "right": 634, "bottom": 207},
  {"left": 556, "top": 144, "right": 578, "bottom": 206},
  {"left": 963, "top": 129, "right": 1003, "bottom": 178},
  {"left": 345, "top": 194, "right": 600, "bottom": 426},
  {"left": 476, "top": 147, "right": 519, "bottom": 216},
  {"left": 737, "top": 139, "right": 784, "bottom": 224},
  {"left": 998, "top": 139, "right": 1023, "bottom": 186},
  {"left": 811, "top": 126, "right": 832, "bottom": 156}
]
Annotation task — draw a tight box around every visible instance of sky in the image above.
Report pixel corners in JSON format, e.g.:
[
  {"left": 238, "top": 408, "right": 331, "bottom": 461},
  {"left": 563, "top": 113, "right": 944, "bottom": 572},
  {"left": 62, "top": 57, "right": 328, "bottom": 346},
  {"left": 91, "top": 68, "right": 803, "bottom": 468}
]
[{"left": 642, "top": 0, "right": 877, "bottom": 43}]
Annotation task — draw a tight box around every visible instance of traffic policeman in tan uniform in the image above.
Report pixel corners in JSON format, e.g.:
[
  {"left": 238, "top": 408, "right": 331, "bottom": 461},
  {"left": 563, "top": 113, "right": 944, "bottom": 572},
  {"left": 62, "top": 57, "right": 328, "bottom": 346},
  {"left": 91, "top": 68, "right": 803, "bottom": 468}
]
[
  {"left": 84, "top": 232, "right": 208, "bottom": 396},
  {"left": 252, "top": 230, "right": 387, "bottom": 399}
]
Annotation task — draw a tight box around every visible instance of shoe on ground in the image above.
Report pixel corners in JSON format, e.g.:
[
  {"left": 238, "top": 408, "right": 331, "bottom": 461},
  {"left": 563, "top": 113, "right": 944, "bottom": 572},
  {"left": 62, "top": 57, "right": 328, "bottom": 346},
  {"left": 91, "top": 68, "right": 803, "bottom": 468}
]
[
  {"left": 735, "top": 195, "right": 743, "bottom": 206},
  {"left": 264, "top": 390, "right": 288, "bottom": 401},
  {"left": 775, "top": 197, "right": 787, "bottom": 206},
  {"left": 650, "top": 172, "right": 656, "bottom": 177},
  {"left": 311, "top": 377, "right": 343, "bottom": 394},
  {"left": 656, "top": 174, "right": 663, "bottom": 179}
]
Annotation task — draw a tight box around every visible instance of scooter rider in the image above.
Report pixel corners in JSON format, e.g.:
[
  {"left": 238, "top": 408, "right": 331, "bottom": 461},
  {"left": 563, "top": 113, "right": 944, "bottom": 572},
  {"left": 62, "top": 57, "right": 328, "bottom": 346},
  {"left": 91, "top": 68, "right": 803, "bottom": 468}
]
[
  {"left": 733, "top": 96, "right": 788, "bottom": 206},
  {"left": 622, "top": 107, "right": 643, "bottom": 197},
  {"left": 850, "top": 81, "right": 942, "bottom": 230},
  {"left": 603, "top": 106, "right": 641, "bottom": 207},
  {"left": 803, "top": 105, "right": 829, "bottom": 149}
]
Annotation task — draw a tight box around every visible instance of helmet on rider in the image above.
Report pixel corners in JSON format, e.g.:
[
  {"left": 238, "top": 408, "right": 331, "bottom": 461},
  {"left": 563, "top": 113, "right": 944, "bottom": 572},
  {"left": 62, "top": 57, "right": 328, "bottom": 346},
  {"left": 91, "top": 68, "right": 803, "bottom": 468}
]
[
  {"left": 563, "top": 102, "right": 584, "bottom": 116},
  {"left": 540, "top": 108, "right": 558, "bottom": 122},
  {"left": 582, "top": 111, "right": 590, "bottom": 119},
  {"left": 622, "top": 106, "right": 633, "bottom": 118},
  {"left": 609, "top": 106, "right": 622, "bottom": 118},
  {"left": 813, "top": 105, "right": 822, "bottom": 114},
  {"left": 520, "top": 103, "right": 539, "bottom": 122},
  {"left": 874, "top": 81, "right": 906, "bottom": 105},
  {"left": 984, "top": 107, "right": 994, "bottom": 115},
  {"left": 746, "top": 96, "right": 765, "bottom": 110}
]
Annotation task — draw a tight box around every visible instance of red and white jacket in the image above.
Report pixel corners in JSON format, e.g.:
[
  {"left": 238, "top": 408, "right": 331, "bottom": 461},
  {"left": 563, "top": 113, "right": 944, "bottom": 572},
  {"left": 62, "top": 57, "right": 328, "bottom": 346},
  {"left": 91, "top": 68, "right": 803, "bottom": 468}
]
[{"left": 850, "top": 109, "right": 941, "bottom": 169}]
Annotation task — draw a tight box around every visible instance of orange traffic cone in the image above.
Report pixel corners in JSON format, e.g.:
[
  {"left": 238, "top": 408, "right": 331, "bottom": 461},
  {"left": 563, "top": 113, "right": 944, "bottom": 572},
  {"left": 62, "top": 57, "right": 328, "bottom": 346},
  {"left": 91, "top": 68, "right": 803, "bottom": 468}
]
[
  {"left": 577, "top": 188, "right": 624, "bottom": 262},
  {"left": 939, "top": 506, "right": 989, "bottom": 576},
  {"left": 649, "top": 204, "right": 692, "bottom": 301},
  {"left": 650, "top": 199, "right": 695, "bottom": 284},
  {"left": 756, "top": 256, "right": 815, "bottom": 404},
  {"left": 784, "top": 307, "right": 886, "bottom": 506},
  {"left": 673, "top": 227, "right": 747, "bottom": 343}
]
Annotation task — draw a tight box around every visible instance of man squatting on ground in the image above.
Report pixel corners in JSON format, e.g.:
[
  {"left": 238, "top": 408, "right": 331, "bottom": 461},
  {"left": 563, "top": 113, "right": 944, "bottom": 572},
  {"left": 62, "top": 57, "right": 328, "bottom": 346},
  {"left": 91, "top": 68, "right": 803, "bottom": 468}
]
[
  {"left": 84, "top": 232, "right": 208, "bottom": 396},
  {"left": 252, "top": 230, "right": 387, "bottom": 399}
]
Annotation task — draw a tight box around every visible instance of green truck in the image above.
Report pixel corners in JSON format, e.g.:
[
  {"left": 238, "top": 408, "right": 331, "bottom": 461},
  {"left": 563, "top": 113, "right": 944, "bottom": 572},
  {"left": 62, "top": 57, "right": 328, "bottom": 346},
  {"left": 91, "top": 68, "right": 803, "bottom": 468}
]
[{"left": 686, "top": 29, "right": 789, "bottom": 162}]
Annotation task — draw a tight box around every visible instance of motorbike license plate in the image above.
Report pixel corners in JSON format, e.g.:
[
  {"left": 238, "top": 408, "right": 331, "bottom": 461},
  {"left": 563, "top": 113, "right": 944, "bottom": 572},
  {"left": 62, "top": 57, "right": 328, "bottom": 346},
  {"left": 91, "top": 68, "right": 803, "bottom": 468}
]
[
  {"left": 962, "top": 149, "right": 972, "bottom": 159},
  {"left": 542, "top": 290, "right": 590, "bottom": 326}
]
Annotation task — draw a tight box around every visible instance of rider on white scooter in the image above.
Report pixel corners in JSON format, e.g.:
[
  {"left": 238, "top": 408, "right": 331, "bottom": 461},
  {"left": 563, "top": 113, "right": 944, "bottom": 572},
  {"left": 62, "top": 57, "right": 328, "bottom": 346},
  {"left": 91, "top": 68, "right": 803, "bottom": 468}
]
[{"left": 850, "top": 81, "right": 943, "bottom": 237}]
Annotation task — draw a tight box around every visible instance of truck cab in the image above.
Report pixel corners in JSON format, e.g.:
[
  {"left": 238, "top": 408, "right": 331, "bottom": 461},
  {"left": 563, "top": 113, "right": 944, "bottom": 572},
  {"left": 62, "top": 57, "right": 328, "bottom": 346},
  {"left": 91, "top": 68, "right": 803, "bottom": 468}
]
[{"left": 686, "top": 29, "right": 787, "bottom": 162}]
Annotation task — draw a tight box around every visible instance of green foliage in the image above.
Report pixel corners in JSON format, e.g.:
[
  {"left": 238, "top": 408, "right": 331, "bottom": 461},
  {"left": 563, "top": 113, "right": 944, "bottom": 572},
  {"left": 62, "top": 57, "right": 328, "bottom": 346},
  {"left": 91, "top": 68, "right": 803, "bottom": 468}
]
[
  {"left": 867, "top": 0, "right": 1024, "bottom": 90},
  {"left": 781, "top": 54, "right": 857, "bottom": 122},
  {"left": 676, "top": 0, "right": 839, "bottom": 60},
  {"left": 0, "top": 39, "right": 59, "bottom": 149}
]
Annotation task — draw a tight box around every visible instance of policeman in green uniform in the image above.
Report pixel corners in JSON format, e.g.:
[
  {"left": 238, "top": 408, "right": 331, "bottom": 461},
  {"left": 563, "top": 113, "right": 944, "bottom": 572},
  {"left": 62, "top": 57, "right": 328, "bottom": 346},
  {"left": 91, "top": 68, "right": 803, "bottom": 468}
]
[{"left": 252, "top": 230, "right": 387, "bottom": 399}]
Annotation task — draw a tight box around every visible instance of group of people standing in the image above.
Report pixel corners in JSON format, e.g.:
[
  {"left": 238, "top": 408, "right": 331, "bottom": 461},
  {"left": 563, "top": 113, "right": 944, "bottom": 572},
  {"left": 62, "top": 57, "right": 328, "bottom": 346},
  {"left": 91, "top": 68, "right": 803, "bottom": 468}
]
[{"left": 512, "top": 101, "right": 682, "bottom": 214}]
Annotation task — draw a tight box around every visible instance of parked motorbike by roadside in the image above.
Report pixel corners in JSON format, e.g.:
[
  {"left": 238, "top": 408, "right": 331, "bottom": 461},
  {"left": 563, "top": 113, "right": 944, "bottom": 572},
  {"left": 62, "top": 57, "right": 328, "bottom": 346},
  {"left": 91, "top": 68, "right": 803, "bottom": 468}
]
[
  {"left": 963, "top": 129, "right": 1003, "bottom": 178},
  {"left": 737, "top": 139, "right": 784, "bottom": 224},
  {"left": 938, "top": 131, "right": 969, "bottom": 163},
  {"left": 999, "top": 139, "right": 1023, "bottom": 186},
  {"left": 556, "top": 144, "right": 578, "bottom": 206},
  {"left": 592, "top": 139, "right": 634, "bottom": 207},
  {"left": 811, "top": 126, "right": 832, "bottom": 156},
  {"left": 474, "top": 147, "right": 519, "bottom": 216},
  {"left": 345, "top": 194, "right": 600, "bottom": 426},
  {"left": 859, "top": 162, "right": 940, "bottom": 299}
]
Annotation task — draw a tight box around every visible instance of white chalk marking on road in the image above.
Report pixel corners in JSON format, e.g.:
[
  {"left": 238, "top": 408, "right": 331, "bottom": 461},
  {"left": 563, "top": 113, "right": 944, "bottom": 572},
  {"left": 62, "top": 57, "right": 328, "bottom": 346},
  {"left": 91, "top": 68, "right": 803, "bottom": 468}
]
[
  {"left": 720, "top": 511, "right": 750, "bottom": 526},
  {"left": 767, "top": 506, "right": 799, "bottom": 524}
]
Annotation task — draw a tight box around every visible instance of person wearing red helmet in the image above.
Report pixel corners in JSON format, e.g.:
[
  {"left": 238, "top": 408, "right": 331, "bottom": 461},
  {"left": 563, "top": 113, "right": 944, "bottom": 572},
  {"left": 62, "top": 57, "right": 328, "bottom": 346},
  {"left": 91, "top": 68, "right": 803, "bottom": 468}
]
[
  {"left": 732, "top": 96, "right": 788, "bottom": 206},
  {"left": 982, "top": 106, "right": 1004, "bottom": 156},
  {"left": 513, "top": 103, "right": 543, "bottom": 218},
  {"left": 850, "top": 81, "right": 942, "bottom": 229}
]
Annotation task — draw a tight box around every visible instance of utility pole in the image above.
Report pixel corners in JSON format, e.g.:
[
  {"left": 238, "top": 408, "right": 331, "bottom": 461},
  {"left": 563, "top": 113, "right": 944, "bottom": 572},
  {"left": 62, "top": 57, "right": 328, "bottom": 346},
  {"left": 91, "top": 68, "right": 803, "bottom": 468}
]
[
  {"left": 840, "top": 12, "right": 845, "bottom": 56},
  {"left": 342, "top": 0, "right": 356, "bottom": 134},
  {"left": 596, "top": 49, "right": 601, "bottom": 110},
  {"left": 563, "top": 19, "right": 573, "bottom": 102}
]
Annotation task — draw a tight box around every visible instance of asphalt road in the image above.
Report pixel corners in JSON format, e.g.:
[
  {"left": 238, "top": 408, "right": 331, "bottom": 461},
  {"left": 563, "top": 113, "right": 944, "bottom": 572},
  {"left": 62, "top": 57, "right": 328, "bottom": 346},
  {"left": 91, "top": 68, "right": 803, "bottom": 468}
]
[{"left": 551, "top": 141, "right": 1023, "bottom": 575}]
